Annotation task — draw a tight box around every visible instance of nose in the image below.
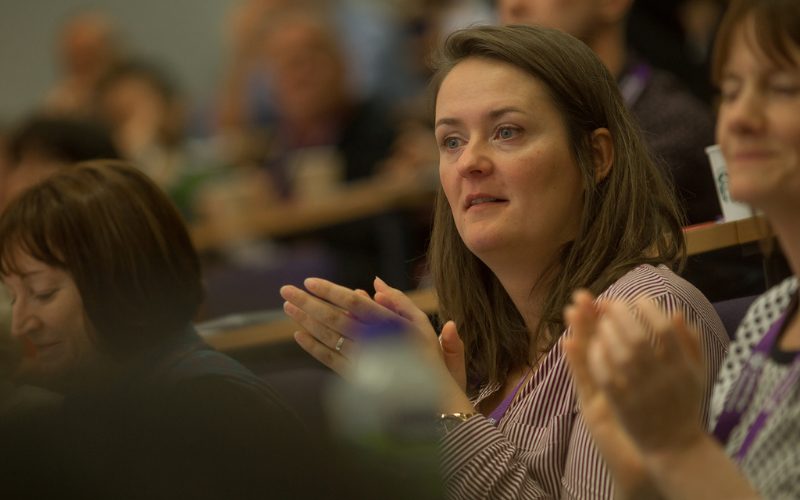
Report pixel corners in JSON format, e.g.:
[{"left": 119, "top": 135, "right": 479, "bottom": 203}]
[
  {"left": 10, "top": 300, "right": 41, "bottom": 339},
  {"left": 455, "top": 139, "right": 494, "bottom": 179},
  {"left": 721, "top": 86, "right": 766, "bottom": 137}
]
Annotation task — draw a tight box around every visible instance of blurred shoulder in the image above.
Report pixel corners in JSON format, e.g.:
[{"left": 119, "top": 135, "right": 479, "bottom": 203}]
[
  {"left": 721, "top": 277, "right": 799, "bottom": 376},
  {"left": 600, "top": 264, "right": 726, "bottom": 340}
]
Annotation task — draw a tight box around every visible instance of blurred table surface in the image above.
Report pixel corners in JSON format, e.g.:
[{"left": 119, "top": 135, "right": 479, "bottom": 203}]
[
  {"left": 190, "top": 173, "right": 437, "bottom": 252},
  {"left": 683, "top": 215, "right": 769, "bottom": 255},
  {"left": 201, "top": 215, "right": 771, "bottom": 354}
]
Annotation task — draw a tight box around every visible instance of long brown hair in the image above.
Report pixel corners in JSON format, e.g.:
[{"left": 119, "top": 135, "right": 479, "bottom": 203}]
[
  {"left": 427, "top": 25, "right": 685, "bottom": 392},
  {"left": 0, "top": 160, "right": 204, "bottom": 360}
]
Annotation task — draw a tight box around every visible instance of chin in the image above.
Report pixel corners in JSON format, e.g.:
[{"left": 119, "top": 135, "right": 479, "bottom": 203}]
[
  {"left": 728, "top": 178, "right": 765, "bottom": 207},
  {"left": 462, "top": 234, "right": 508, "bottom": 260}
]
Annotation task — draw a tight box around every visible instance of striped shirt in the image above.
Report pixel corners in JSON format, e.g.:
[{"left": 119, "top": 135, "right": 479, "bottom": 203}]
[{"left": 440, "top": 264, "right": 729, "bottom": 499}]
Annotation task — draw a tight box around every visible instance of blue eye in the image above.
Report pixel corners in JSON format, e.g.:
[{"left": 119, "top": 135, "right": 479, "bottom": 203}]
[
  {"left": 446, "top": 138, "right": 460, "bottom": 149},
  {"left": 497, "top": 127, "right": 519, "bottom": 140}
]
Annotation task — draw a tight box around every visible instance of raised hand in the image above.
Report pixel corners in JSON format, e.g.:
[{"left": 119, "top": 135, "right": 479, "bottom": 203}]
[
  {"left": 589, "top": 298, "right": 706, "bottom": 454},
  {"left": 281, "top": 277, "right": 475, "bottom": 414},
  {"left": 564, "top": 291, "right": 660, "bottom": 500}
]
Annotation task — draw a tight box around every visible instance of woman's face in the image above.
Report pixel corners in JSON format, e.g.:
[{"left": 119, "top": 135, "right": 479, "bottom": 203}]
[
  {"left": 435, "top": 58, "right": 584, "bottom": 263},
  {"left": 717, "top": 22, "right": 800, "bottom": 211},
  {"left": 4, "top": 251, "right": 100, "bottom": 389}
]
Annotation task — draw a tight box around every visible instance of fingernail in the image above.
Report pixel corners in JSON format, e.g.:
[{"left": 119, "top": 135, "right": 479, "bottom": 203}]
[
  {"left": 283, "top": 301, "right": 297, "bottom": 314},
  {"left": 304, "top": 278, "right": 317, "bottom": 291},
  {"left": 374, "top": 276, "right": 386, "bottom": 285},
  {"left": 280, "top": 285, "right": 293, "bottom": 299}
]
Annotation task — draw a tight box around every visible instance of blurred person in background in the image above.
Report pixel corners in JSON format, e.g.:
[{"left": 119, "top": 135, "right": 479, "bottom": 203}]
[
  {"left": 214, "top": 0, "right": 404, "bottom": 140},
  {"left": 43, "top": 10, "right": 123, "bottom": 118},
  {"left": 565, "top": 1, "right": 800, "bottom": 498},
  {"left": 496, "top": 0, "right": 768, "bottom": 303},
  {"left": 0, "top": 161, "right": 309, "bottom": 499},
  {"left": 1, "top": 116, "right": 120, "bottom": 213},
  {"left": 202, "top": 6, "right": 409, "bottom": 295},
  {"left": 95, "top": 59, "right": 224, "bottom": 219},
  {"left": 260, "top": 8, "right": 397, "bottom": 188}
]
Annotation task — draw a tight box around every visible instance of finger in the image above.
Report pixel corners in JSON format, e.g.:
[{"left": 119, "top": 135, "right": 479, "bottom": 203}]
[
  {"left": 588, "top": 336, "right": 614, "bottom": 390},
  {"left": 303, "top": 278, "right": 403, "bottom": 327},
  {"left": 440, "top": 321, "right": 467, "bottom": 393},
  {"left": 563, "top": 336, "right": 599, "bottom": 401},
  {"left": 604, "top": 300, "right": 659, "bottom": 365},
  {"left": 281, "top": 283, "right": 371, "bottom": 336},
  {"left": 635, "top": 299, "right": 685, "bottom": 362},
  {"left": 374, "top": 277, "right": 431, "bottom": 325},
  {"left": 347, "top": 289, "right": 373, "bottom": 319},
  {"left": 293, "top": 330, "right": 352, "bottom": 380},
  {"left": 565, "top": 290, "right": 600, "bottom": 347},
  {"left": 596, "top": 302, "right": 638, "bottom": 367},
  {"left": 672, "top": 313, "right": 703, "bottom": 365},
  {"left": 373, "top": 292, "right": 399, "bottom": 315},
  {"left": 563, "top": 293, "right": 603, "bottom": 401},
  {"left": 283, "top": 300, "right": 355, "bottom": 357}
]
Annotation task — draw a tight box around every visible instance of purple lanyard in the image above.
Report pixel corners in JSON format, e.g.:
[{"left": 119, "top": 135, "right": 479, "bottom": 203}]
[
  {"left": 487, "top": 364, "right": 533, "bottom": 426},
  {"left": 712, "top": 302, "right": 800, "bottom": 463},
  {"left": 619, "top": 61, "right": 653, "bottom": 107}
]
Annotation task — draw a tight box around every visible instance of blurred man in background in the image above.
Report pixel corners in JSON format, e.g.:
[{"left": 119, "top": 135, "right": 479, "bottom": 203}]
[{"left": 44, "top": 11, "right": 123, "bottom": 118}]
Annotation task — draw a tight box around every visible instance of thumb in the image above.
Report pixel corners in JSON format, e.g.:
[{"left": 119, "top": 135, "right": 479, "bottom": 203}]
[
  {"left": 441, "top": 321, "right": 467, "bottom": 393},
  {"left": 563, "top": 299, "right": 600, "bottom": 402}
]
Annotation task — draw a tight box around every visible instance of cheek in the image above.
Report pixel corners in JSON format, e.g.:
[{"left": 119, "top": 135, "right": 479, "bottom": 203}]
[
  {"left": 776, "top": 112, "right": 800, "bottom": 159},
  {"left": 716, "top": 110, "right": 732, "bottom": 155},
  {"left": 439, "top": 165, "right": 459, "bottom": 209}
]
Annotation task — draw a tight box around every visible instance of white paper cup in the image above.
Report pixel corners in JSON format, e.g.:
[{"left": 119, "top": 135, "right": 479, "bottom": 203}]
[{"left": 705, "top": 144, "right": 753, "bottom": 222}]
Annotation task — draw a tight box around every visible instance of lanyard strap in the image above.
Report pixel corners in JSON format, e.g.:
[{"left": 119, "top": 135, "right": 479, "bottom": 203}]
[
  {"left": 487, "top": 364, "right": 532, "bottom": 426},
  {"left": 712, "top": 300, "right": 800, "bottom": 463},
  {"left": 619, "top": 61, "right": 653, "bottom": 107},
  {"left": 487, "top": 351, "right": 546, "bottom": 426}
]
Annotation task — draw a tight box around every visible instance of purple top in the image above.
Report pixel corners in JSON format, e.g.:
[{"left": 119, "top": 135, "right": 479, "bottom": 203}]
[{"left": 486, "top": 365, "right": 533, "bottom": 426}]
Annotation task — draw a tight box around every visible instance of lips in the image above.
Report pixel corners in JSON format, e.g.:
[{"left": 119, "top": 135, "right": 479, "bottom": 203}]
[
  {"left": 731, "top": 150, "right": 777, "bottom": 161},
  {"left": 34, "top": 342, "right": 61, "bottom": 356},
  {"left": 465, "top": 194, "right": 507, "bottom": 209}
]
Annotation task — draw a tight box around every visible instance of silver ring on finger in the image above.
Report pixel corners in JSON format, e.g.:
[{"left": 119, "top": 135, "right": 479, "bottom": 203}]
[{"left": 334, "top": 336, "right": 345, "bottom": 352}]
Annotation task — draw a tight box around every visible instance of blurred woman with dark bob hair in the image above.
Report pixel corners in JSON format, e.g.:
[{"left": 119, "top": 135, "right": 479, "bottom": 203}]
[
  {"left": 281, "top": 24, "right": 728, "bottom": 499},
  {"left": 0, "top": 160, "right": 304, "bottom": 499},
  {"left": 566, "top": 0, "right": 800, "bottom": 498}
]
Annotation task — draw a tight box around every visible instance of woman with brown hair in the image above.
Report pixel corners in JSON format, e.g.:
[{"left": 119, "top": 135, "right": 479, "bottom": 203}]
[
  {"left": 565, "top": 0, "right": 800, "bottom": 498},
  {"left": 0, "top": 161, "right": 306, "bottom": 499},
  {"left": 281, "top": 25, "right": 728, "bottom": 498}
]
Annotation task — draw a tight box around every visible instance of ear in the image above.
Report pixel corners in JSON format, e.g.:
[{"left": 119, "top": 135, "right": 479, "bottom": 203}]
[{"left": 591, "top": 128, "right": 614, "bottom": 185}]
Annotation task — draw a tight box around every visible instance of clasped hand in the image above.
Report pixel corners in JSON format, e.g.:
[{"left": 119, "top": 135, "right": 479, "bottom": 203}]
[
  {"left": 280, "top": 277, "right": 474, "bottom": 414},
  {"left": 561, "top": 290, "right": 709, "bottom": 500}
]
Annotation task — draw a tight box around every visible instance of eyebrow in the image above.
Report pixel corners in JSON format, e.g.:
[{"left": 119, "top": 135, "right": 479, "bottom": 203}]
[{"left": 434, "top": 107, "right": 527, "bottom": 130}]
